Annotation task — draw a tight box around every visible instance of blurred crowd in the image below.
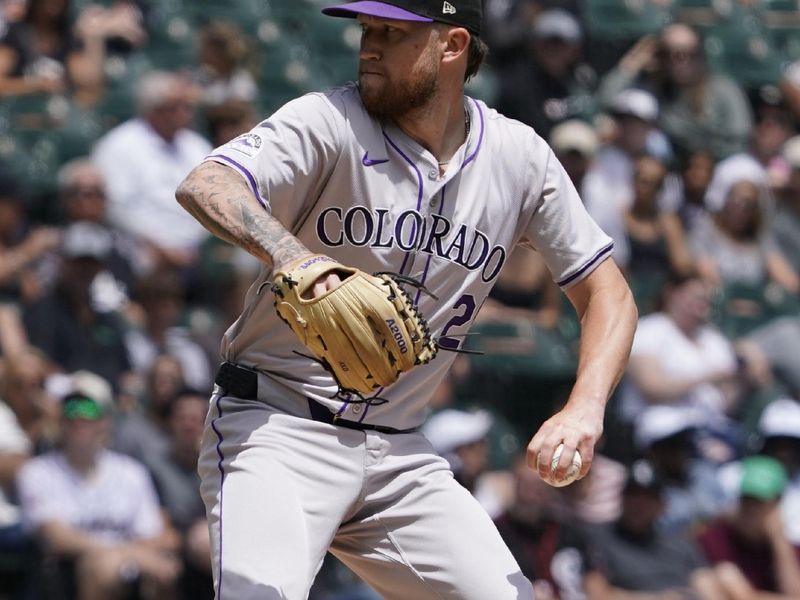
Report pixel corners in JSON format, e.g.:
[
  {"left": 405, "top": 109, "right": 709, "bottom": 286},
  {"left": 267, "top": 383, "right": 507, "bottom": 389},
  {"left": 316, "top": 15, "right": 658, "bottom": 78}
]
[{"left": 1, "top": 0, "right": 800, "bottom": 598}]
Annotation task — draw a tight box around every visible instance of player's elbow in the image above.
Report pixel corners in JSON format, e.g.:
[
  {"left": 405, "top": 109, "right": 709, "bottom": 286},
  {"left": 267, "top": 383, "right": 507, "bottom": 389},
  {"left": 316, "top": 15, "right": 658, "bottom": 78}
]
[{"left": 175, "top": 164, "right": 207, "bottom": 211}]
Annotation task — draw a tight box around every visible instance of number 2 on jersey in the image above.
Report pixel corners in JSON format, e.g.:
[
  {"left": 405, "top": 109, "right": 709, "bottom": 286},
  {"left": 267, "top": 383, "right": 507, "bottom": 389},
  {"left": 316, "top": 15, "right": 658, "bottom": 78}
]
[{"left": 439, "top": 294, "right": 476, "bottom": 350}]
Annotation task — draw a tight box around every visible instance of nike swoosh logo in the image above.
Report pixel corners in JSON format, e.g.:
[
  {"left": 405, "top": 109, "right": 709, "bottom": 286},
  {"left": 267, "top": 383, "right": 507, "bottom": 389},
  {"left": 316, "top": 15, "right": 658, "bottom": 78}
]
[{"left": 362, "top": 152, "right": 389, "bottom": 167}]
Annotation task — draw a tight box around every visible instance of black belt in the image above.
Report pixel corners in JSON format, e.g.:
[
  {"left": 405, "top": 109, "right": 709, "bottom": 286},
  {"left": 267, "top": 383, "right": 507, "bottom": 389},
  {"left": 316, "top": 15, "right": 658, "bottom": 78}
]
[{"left": 214, "top": 362, "right": 416, "bottom": 435}]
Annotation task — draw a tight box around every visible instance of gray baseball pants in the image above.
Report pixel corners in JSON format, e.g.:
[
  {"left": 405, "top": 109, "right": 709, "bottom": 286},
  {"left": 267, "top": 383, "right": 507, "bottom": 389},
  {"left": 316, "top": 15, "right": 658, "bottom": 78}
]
[{"left": 198, "top": 392, "right": 534, "bottom": 600}]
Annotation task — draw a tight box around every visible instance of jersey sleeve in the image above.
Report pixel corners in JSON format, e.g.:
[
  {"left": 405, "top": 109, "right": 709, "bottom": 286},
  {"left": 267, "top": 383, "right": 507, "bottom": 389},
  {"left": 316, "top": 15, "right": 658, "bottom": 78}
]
[
  {"left": 521, "top": 140, "right": 614, "bottom": 289},
  {"left": 16, "top": 459, "right": 61, "bottom": 530},
  {"left": 204, "top": 91, "right": 343, "bottom": 232}
]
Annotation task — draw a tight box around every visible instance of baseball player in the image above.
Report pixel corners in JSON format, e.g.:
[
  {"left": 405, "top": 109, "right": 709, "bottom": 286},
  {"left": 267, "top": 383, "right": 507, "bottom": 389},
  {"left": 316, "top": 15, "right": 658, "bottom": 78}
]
[{"left": 176, "top": 1, "right": 638, "bottom": 598}]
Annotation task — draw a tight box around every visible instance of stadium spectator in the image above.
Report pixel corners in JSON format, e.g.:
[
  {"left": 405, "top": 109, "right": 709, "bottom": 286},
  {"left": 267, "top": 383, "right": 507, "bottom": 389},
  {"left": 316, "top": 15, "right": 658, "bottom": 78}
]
[
  {"left": 693, "top": 154, "right": 799, "bottom": 294},
  {"left": 774, "top": 135, "right": 800, "bottom": 276},
  {"left": 16, "top": 388, "right": 181, "bottom": 600},
  {"left": 57, "top": 158, "right": 145, "bottom": 289},
  {"left": 22, "top": 221, "right": 132, "bottom": 387},
  {"left": 494, "top": 455, "right": 592, "bottom": 599},
  {"left": 495, "top": 8, "right": 595, "bottom": 139},
  {"left": 719, "top": 398, "right": 800, "bottom": 546},
  {"left": 146, "top": 389, "right": 212, "bottom": 599},
  {"left": 623, "top": 155, "right": 694, "bottom": 312},
  {"left": 114, "top": 354, "right": 185, "bottom": 467},
  {"left": 583, "top": 88, "right": 663, "bottom": 268},
  {"left": 194, "top": 21, "right": 257, "bottom": 106},
  {"left": 422, "top": 408, "right": 514, "bottom": 519},
  {"left": 0, "top": 173, "right": 61, "bottom": 304},
  {"left": 633, "top": 406, "right": 729, "bottom": 534},
  {"left": 0, "top": 0, "right": 142, "bottom": 106},
  {"left": 124, "top": 267, "right": 212, "bottom": 392},
  {"left": 698, "top": 455, "right": 800, "bottom": 598},
  {"left": 584, "top": 460, "right": 721, "bottom": 599},
  {"left": 599, "top": 24, "right": 753, "bottom": 160},
  {"left": 620, "top": 271, "right": 765, "bottom": 423},
  {"left": 0, "top": 348, "right": 57, "bottom": 560},
  {"left": 677, "top": 150, "right": 715, "bottom": 232},
  {"left": 92, "top": 70, "right": 212, "bottom": 270},
  {"left": 548, "top": 118, "right": 598, "bottom": 191}
]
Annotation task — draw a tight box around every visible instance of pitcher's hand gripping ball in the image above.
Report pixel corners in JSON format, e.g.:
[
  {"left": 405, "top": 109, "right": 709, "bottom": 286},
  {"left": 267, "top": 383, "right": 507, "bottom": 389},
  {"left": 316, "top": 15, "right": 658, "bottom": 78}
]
[
  {"left": 272, "top": 255, "right": 438, "bottom": 399},
  {"left": 538, "top": 443, "right": 582, "bottom": 487}
]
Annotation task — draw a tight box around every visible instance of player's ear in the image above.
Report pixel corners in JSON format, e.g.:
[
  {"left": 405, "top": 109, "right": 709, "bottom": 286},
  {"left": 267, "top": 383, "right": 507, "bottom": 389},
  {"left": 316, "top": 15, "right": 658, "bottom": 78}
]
[{"left": 440, "top": 26, "right": 470, "bottom": 64}]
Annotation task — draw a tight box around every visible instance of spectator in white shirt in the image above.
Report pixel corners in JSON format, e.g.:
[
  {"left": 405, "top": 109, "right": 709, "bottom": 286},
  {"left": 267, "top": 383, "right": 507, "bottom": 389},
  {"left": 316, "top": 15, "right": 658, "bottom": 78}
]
[
  {"left": 16, "top": 389, "right": 181, "bottom": 600},
  {"left": 92, "top": 70, "right": 212, "bottom": 271}
]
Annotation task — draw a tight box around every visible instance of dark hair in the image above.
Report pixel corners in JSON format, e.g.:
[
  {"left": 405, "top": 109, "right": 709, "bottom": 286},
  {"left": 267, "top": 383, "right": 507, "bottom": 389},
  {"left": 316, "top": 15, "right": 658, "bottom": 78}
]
[{"left": 465, "top": 35, "right": 489, "bottom": 81}]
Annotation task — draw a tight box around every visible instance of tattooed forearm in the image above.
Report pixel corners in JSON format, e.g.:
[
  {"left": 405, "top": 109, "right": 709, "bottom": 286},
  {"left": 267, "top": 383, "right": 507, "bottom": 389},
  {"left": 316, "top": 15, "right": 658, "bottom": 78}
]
[{"left": 176, "top": 162, "right": 310, "bottom": 268}]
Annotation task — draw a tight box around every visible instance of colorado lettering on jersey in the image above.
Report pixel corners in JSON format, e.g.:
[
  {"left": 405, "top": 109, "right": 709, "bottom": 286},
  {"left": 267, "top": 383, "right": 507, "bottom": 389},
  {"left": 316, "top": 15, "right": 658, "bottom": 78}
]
[{"left": 317, "top": 207, "right": 507, "bottom": 283}]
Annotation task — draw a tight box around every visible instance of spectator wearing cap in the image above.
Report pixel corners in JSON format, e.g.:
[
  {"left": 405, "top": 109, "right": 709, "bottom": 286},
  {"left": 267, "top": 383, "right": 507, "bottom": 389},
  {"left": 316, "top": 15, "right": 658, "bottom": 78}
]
[
  {"left": 0, "top": 173, "right": 61, "bottom": 305},
  {"left": 692, "top": 152, "right": 799, "bottom": 295},
  {"left": 584, "top": 460, "right": 720, "bottom": 599},
  {"left": 22, "top": 221, "right": 132, "bottom": 388},
  {"left": 58, "top": 158, "right": 145, "bottom": 290},
  {"left": 91, "top": 70, "right": 212, "bottom": 270},
  {"left": 549, "top": 119, "right": 598, "bottom": 190},
  {"left": 774, "top": 135, "right": 800, "bottom": 276},
  {"left": 698, "top": 456, "right": 800, "bottom": 598},
  {"left": 422, "top": 408, "right": 513, "bottom": 519},
  {"left": 599, "top": 23, "right": 753, "bottom": 161},
  {"left": 495, "top": 8, "right": 595, "bottom": 140},
  {"left": 719, "top": 398, "right": 800, "bottom": 546},
  {"left": 583, "top": 88, "right": 675, "bottom": 270},
  {"left": 632, "top": 405, "right": 729, "bottom": 535},
  {"left": 16, "top": 388, "right": 181, "bottom": 600},
  {"left": 493, "top": 455, "right": 594, "bottom": 600}
]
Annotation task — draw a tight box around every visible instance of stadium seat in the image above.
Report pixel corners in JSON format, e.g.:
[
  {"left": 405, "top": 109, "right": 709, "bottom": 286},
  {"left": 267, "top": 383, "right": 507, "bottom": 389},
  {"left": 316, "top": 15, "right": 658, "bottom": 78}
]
[{"left": 584, "top": 0, "right": 674, "bottom": 41}]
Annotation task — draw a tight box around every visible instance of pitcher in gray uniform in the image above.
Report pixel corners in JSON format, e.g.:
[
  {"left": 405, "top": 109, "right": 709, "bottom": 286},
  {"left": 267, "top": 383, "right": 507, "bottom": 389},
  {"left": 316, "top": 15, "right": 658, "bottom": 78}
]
[{"left": 176, "top": 1, "right": 638, "bottom": 598}]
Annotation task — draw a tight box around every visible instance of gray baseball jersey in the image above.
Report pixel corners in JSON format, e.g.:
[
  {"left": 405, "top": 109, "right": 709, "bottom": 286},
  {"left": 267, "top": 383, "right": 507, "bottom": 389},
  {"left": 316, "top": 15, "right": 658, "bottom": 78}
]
[{"left": 205, "top": 82, "right": 612, "bottom": 430}]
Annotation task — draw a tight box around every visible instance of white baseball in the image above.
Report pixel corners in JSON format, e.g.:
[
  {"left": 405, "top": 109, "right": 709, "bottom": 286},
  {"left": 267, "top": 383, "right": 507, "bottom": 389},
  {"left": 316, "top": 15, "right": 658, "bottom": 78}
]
[{"left": 537, "top": 443, "right": 582, "bottom": 487}]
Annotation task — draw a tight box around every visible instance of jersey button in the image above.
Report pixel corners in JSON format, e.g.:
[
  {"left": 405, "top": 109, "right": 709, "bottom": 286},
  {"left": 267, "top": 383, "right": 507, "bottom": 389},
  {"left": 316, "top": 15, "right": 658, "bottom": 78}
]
[
  {"left": 428, "top": 169, "right": 438, "bottom": 180},
  {"left": 429, "top": 197, "right": 437, "bottom": 208},
  {"left": 352, "top": 404, "right": 362, "bottom": 414}
]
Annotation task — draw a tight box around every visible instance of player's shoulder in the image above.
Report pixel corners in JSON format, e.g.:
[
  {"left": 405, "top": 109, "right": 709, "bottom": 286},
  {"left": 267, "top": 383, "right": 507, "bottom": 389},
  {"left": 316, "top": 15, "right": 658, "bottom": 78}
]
[{"left": 270, "top": 82, "right": 363, "bottom": 125}]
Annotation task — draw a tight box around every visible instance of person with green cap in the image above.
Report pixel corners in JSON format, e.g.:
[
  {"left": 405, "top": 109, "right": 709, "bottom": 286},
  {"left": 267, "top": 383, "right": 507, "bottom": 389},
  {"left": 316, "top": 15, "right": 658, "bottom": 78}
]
[
  {"left": 16, "top": 389, "right": 182, "bottom": 600},
  {"left": 698, "top": 455, "right": 800, "bottom": 598}
]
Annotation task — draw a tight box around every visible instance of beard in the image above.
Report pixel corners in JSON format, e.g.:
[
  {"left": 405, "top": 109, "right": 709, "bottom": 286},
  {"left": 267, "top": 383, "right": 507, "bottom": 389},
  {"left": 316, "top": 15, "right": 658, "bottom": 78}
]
[{"left": 359, "top": 54, "right": 439, "bottom": 119}]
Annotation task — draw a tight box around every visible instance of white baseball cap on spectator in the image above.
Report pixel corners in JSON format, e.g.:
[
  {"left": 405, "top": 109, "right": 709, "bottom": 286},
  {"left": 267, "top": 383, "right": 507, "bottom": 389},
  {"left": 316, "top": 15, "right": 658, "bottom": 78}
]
[
  {"left": 758, "top": 398, "right": 800, "bottom": 439},
  {"left": 532, "top": 9, "right": 582, "bottom": 43},
  {"left": 704, "top": 153, "right": 768, "bottom": 213},
  {"left": 549, "top": 119, "right": 599, "bottom": 158},
  {"left": 634, "top": 405, "right": 702, "bottom": 450},
  {"left": 610, "top": 89, "right": 659, "bottom": 123},
  {"left": 422, "top": 409, "right": 492, "bottom": 455}
]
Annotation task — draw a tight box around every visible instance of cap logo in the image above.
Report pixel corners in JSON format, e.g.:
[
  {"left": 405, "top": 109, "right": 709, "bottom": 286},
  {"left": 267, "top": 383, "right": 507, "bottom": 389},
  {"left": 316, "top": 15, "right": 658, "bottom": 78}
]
[{"left": 442, "top": 1, "right": 456, "bottom": 15}]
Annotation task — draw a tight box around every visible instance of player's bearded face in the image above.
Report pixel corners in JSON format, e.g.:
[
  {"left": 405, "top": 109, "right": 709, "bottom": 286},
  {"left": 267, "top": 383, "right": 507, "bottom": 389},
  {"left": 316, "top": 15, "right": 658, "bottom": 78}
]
[{"left": 359, "top": 43, "right": 440, "bottom": 118}]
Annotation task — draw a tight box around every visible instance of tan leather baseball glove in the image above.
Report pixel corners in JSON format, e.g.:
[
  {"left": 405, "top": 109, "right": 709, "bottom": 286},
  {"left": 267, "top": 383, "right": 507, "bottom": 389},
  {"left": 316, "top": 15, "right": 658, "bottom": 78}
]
[{"left": 271, "top": 255, "right": 438, "bottom": 399}]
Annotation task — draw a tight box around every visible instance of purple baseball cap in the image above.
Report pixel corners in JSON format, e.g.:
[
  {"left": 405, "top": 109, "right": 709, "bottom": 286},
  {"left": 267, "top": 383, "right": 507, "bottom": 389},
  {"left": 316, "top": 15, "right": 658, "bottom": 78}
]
[{"left": 322, "top": 0, "right": 482, "bottom": 35}]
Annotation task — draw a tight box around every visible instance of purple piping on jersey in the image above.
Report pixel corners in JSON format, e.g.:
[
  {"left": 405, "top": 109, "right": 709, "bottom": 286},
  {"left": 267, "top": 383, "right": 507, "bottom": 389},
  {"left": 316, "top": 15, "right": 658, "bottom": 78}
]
[
  {"left": 382, "top": 132, "right": 424, "bottom": 275},
  {"left": 461, "top": 98, "right": 485, "bottom": 168},
  {"left": 210, "top": 396, "right": 226, "bottom": 598},
  {"left": 208, "top": 154, "right": 268, "bottom": 209},
  {"left": 557, "top": 241, "right": 614, "bottom": 287}
]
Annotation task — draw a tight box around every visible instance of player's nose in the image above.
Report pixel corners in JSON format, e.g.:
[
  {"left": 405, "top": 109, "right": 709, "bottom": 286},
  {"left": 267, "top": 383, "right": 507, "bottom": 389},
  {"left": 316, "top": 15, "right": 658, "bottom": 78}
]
[{"left": 359, "top": 30, "right": 381, "bottom": 61}]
